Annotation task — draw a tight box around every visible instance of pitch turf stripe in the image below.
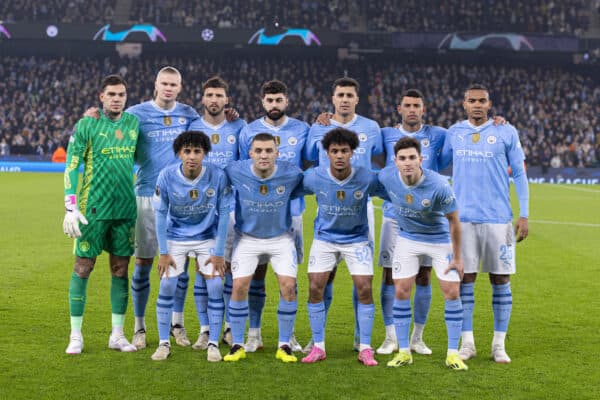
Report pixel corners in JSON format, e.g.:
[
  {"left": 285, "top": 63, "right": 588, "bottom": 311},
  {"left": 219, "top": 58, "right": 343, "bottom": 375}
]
[
  {"left": 552, "top": 186, "right": 600, "bottom": 194},
  {"left": 530, "top": 220, "right": 600, "bottom": 228}
]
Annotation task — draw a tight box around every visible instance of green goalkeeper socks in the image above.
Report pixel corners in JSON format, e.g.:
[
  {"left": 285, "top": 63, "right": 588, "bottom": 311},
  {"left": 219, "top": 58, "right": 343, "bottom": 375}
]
[
  {"left": 69, "top": 272, "right": 88, "bottom": 319},
  {"left": 111, "top": 276, "right": 129, "bottom": 315}
]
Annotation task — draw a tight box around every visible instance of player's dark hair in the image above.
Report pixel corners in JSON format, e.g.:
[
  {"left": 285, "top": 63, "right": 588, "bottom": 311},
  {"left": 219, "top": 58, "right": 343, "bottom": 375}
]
[
  {"left": 332, "top": 77, "right": 360, "bottom": 94},
  {"left": 202, "top": 76, "right": 229, "bottom": 95},
  {"left": 394, "top": 136, "right": 421, "bottom": 156},
  {"left": 261, "top": 80, "right": 287, "bottom": 97},
  {"left": 401, "top": 88, "right": 425, "bottom": 102},
  {"left": 321, "top": 127, "right": 359, "bottom": 151},
  {"left": 173, "top": 131, "right": 211, "bottom": 154},
  {"left": 251, "top": 132, "right": 277, "bottom": 145},
  {"left": 464, "top": 83, "right": 489, "bottom": 96},
  {"left": 100, "top": 74, "right": 127, "bottom": 92}
]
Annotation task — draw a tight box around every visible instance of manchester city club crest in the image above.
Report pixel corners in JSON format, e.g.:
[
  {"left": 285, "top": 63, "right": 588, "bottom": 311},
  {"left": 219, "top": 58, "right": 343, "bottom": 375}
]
[
  {"left": 189, "top": 189, "right": 199, "bottom": 199},
  {"left": 274, "top": 136, "right": 281, "bottom": 146},
  {"left": 421, "top": 198, "right": 431, "bottom": 207},
  {"left": 259, "top": 184, "right": 268, "bottom": 195},
  {"left": 129, "top": 130, "right": 137, "bottom": 140},
  {"left": 164, "top": 116, "right": 172, "bottom": 126},
  {"left": 336, "top": 190, "right": 346, "bottom": 201},
  {"left": 211, "top": 134, "right": 220, "bottom": 144},
  {"left": 276, "top": 185, "right": 285, "bottom": 195},
  {"left": 421, "top": 138, "right": 430, "bottom": 148},
  {"left": 358, "top": 133, "right": 367, "bottom": 142},
  {"left": 288, "top": 137, "right": 297, "bottom": 146},
  {"left": 227, "top": 135, "right": 236, "bottom": 144},
  {"left": 354, "top": 190, "right": 364, "bottom": 200},
  {"left": 206, "top": 188, "right": 215, "bottom": 197},
  {"left": 405, "top": 194, "right": 414, "bottom": 204},
  {"left": 487, "top": 135, "right": 497, "bottom": 144},
  {"left": 472, "top": 132, "right": 480, "bottom": 143},
  {"left": 178, "top": 117, "right": 186, "bottom": 125}
]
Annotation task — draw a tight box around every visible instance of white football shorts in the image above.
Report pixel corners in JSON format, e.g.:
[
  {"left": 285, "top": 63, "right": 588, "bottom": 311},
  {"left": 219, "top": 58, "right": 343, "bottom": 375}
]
[
  {"left": 461, "top": 222, "right": 516, "bottom": 274},
  {"left": 166, "top": 239, "right": 216, "bottom": 277},
  {"left": 308, "top": 239, "right": 373, "bottom": 276},
  {"left": 378, "top": 216, "right": 432, "bottom": 268},
  {"left": 391, "top": 236, "right": 459, "bottom": 282},
  {"left": 135, "top": 196, "right": 158, "bottom": 258},
  {"left": 231, "top": 232, "right": 297, "bottom": 279}
]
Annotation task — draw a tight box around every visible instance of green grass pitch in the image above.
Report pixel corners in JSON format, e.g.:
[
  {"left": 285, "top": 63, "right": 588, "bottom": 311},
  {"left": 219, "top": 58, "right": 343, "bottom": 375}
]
[{"left": 1, "top": 173, "right": 599, "bottom": 399}]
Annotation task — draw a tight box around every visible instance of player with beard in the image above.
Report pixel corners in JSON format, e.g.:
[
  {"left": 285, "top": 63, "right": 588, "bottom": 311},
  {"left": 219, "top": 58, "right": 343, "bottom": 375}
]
[{"left": 237, "top": 80, "right": 309, "bottom": 353}]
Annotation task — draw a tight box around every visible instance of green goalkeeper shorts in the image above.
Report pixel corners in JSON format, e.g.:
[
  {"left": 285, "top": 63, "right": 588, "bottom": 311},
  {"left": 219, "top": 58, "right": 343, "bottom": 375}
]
[{"left": 74, "top": 218, "right": 136, "bottom": 258}]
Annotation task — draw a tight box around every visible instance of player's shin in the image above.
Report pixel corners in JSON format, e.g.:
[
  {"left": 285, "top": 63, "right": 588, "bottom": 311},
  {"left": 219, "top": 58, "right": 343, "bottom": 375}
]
[
  {"left": 277, "top": 298, "right": 298, "bottom": 346},
  {"left": 131, "top": 263, "right": 151, "bottom": 332},
  {"left": 157, "top": 277, "right": 178, "bottom": 342},
  {"left": 193, "top": 273, "right": 209, "bottom": 333},
  {"left": 393, "top": 298, "right": 412, "bottom": 350},
  {"left": 206, "top": 276, "right": 224, "bottom": 345},
  {"left": 357, "top": 303, "right": 375, "bottom": 351}
]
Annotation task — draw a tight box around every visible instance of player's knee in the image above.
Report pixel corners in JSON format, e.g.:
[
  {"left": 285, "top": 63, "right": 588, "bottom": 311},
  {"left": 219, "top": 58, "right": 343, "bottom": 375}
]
[
  {"left": 462, "top": 273, "right": 477, "bottom": 284},
  {"left": 308, "top": 281, "right": 325, "bottom": 302},
  {"left": 415, "top": 267, "right": 431, "bottom": 286},
  {"left": 73, "top": 257, "right": 95, "bottom": 278},
  {"left": 442, "top": 284, "right": 460, "bottom": 300},
  {"left": 355, "top": 282, "right": 373, "bottom": 304},
  {"left": 279, "top": 280, "right": 296, "bottom": 301},
  {"left": 394, "top": 283, "right": 412, "bottom": 299},
  {"left": 110, "top": 258, "right": 130, "bottom": 278},
  {"left": 489, "top": 274, "right": 509, "bottom": 285},
  {"left": 135, "top": 257, "right": 153, "bottom": 267}
]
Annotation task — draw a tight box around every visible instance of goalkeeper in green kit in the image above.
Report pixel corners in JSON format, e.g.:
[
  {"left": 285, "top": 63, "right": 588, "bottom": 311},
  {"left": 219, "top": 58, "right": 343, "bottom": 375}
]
[{"left": 63, "top": 75, "right": 140, "bottom": 354}]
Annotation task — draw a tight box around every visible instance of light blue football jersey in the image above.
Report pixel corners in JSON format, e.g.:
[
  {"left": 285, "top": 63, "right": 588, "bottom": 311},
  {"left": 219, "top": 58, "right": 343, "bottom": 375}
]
[
  {"left": 238, "top": 116, "right": 309, "bottom": 216},
  {"left": 378, "top": 167, "right": 457, "bottom": 244},
  {"left": 441, "top": 119, "right": 526, "bottom": 224},
  {"left": 188, "top": 117, "right": 247, "bottom": 169},
  {"left": 299, "top": 166, "right": 383, "bottom": 244},
  {"left": 381, "top": 124, "right": 447, "bottom": 219},
  {"left": 154, "top": 163, "right": 231, "bottom": 242},
  {"left": 305, "top": 114, "right": 383, "bottom": 169},
  {"left": 127, "top": 101, "right": 200, "bottom": 196},
  {"left": 225, "top": 159, "right": 303, "bottom": 239}
]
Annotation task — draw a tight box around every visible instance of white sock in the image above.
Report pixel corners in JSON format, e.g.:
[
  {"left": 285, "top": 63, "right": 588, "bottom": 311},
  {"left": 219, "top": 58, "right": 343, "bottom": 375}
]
[
  {"left": 208, "top": 340, "right": 219, "bottom": 347},
  {"left": 492, "top": 331, "right": 506, "bottom": 347},
  {"left": 359, "top": 344, "right": 371, "bottom": 352},
  {"left": 278, "top": 341, "right": 289, "bottom": 348},
  {"left": 315, "top": 341, "right": 325, "bottom": 351},
  {"left": 411, "top": 323, "right": 425, "bottom": 341},
  {"left": 248, "top": 327, "right": 260, "bottom": 337},
  {"left": 159, "top": 339, "right": 170, "bottom": 346},
  {"left": 225, "top": 322, "right": 231, "bottom": 329},
  {"left": 70, "top": 328, "right": 82, "bottom": 337},
  {"left": 172, "top": 312, "right": 184, "bottom": 326},
  {"left": 385, "top": 324, "right": 396, "bottom": 339},
  {"left": 461, "top": 331, "right": 474, "bottom": 344},
  {"left": 201, "top": 325, "right": 209, "bottom": 334},
  {"left": 111, "top": 326, "right": 124, "bottom": 336},
  {"left": 134, "top": 317, "right": 145, "bottom": 332},
  {"left": 447, "top": 349, "right": 459, "bottom": 356}
]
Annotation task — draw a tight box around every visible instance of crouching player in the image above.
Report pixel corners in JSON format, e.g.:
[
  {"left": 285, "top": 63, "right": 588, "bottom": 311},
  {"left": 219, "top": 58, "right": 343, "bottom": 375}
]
[
  {"left": 378, "top": 137, "right": 467, "bottom": 370},
  {"left": 151, "top": 131, "right": 230, "bottom": 362}
]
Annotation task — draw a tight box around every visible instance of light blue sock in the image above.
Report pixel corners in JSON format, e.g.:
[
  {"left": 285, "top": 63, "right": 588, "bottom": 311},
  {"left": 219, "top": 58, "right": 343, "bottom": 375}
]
[
  {"left": 223, "top": 273, "right": 233, "bottom": 324},
  {"left": 393, "top": 298, "right": 411, "bottom": 349},
  {"left": 323, "top": 282, "right": 333, "bottom": 315},
  {"left": 206, "top": 276, "right": 224, "bottom": 343},
  {"left": 352, "top": 285, "right": 360, "bottom": 342},
  {"left": 228, "top": 300, "right": 248, "bottom": 345},
  {"left": 460, "top": 283, "right": 475, "bottom": 332},
  {"left": 248, "top": 279, "right": 266, "bottom": 329},
  {"left": 173, "top": 270, "right": 189, "bottom": 315},
  {"left": 445, "top": 299, "right": 463, "bottom": 350},
  {"left": 413, "top": 284, "right": 432, "bottom": 325},
  {"left": 492, "top": 283, "right": 512, "bottom": 332},
  {"left": 277, "top": 298, "right": 297, "bottom": 344},
  {"left": 193, "top": 273, "right": 209, "bottom": 329},
  {"left": 156, "top": 276, "right": 178, "bottom": 341},
  {"left": 307, "top": 302, "right": 326, "bottom": 344},
  {"left": 380, "top": 283, "right": 395, "bottom": 326},
  {"left": 131, "top": 263, "right": 151, "bottom": 318},
  {"left": 357, "top": 303, "right": 375, "bottom": 346}
]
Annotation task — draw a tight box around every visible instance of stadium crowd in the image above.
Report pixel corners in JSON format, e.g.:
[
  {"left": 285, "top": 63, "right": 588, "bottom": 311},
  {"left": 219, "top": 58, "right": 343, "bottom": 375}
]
[
  {"left": 0, "top": 55, "right": 598, "bottom": 168},
  {"left": 1, "top": 0, "right": 593, "bottom": 35}
]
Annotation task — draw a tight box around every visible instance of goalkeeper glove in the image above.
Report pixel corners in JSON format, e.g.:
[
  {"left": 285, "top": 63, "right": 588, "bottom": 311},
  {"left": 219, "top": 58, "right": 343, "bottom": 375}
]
[{"left": 63, "top": 195, "right": 88, "bottom": 238}]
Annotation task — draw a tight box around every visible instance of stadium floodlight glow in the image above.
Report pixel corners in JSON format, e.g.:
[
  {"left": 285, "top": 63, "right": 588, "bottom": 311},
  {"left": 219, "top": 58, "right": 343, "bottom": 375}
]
[
  {"left": 438, "top": 33, "right": 534, "bottom": 51},
  {"left": 0, "top": 23, "right": 11, "bottom": 39},
  {"left": 93, "top": 24, "right": 167, "bottom": 42},
  {"left": 248, "top": 28, "right": 321, "bottom": 46}
]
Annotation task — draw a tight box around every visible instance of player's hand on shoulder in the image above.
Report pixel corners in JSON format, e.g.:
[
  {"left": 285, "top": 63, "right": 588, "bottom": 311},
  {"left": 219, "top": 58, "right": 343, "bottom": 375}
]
[
  {"left": 224, "top": 107, "right": 239, "bottom": 122},
  {"left": 83, "top": 107, "right": 100, "bottom": 120},
  {"left": 492, "top": 115, "right": 507, "bottom": 125},
  {"left": 315, "top": 112, "right": 333, "bottom": 126},
  {"left": 157, "top": 254, "right": 176, "bottom": 278},
  {"left": 206, "top": 255, "right": 225, "bottom": 278},
  {"left": 514, "top": 217, "right": 529, "bottom": 242}
]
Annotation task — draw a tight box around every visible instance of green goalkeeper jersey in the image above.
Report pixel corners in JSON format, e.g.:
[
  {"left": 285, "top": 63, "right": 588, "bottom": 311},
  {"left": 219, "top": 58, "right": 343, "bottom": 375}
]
[{"left": 64, "top": 113, "right": 139, "bottom": 220}]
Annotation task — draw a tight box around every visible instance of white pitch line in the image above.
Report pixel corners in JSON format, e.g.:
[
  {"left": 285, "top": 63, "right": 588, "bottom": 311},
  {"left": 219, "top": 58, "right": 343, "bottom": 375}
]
[
  {"left": 527, "top": 220, "right": 600, "bottom": 228},
  {"left": 551, "top": 186, "right": 600, "bottom": 194}
]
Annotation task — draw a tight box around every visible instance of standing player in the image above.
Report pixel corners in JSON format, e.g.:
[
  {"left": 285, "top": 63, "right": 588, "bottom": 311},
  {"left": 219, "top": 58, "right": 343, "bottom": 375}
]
[
  {"left": 378, "top": 137, "right": 467, "bottom": 371},
  {"left": 297, "top": 128, "right": 381, "bottom": 366},
  {"left": 304, "top": 77, "right": 383, "bottom": 351},
  {"left": 440, "top": 84, "right": 529, "bottom": 364},
  {"left": 150, "top": 131, "right": 231, "bottom": 362},
  {"left": 237, "top": 80, "right": 309, "bottom": 353},
  {"left": 126, "top": 67, "right": 200, "bottom": 349},
  {"left": 223, "top": 134, "right": 303, "bottom": 363},
  {"left": 376, "top": 89, "right": 447, "bottom": 356},
  {"left": 63, "top": 75, "right": 139, "bottom": 354},
  {"left": 187, "top": 76, "right": 246, "bottom": 350}
]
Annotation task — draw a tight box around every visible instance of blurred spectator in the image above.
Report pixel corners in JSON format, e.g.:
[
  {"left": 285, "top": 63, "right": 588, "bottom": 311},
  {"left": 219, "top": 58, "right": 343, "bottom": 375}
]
[{"left": 1, "top": 0, "right": 116, "bottom": 24}]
